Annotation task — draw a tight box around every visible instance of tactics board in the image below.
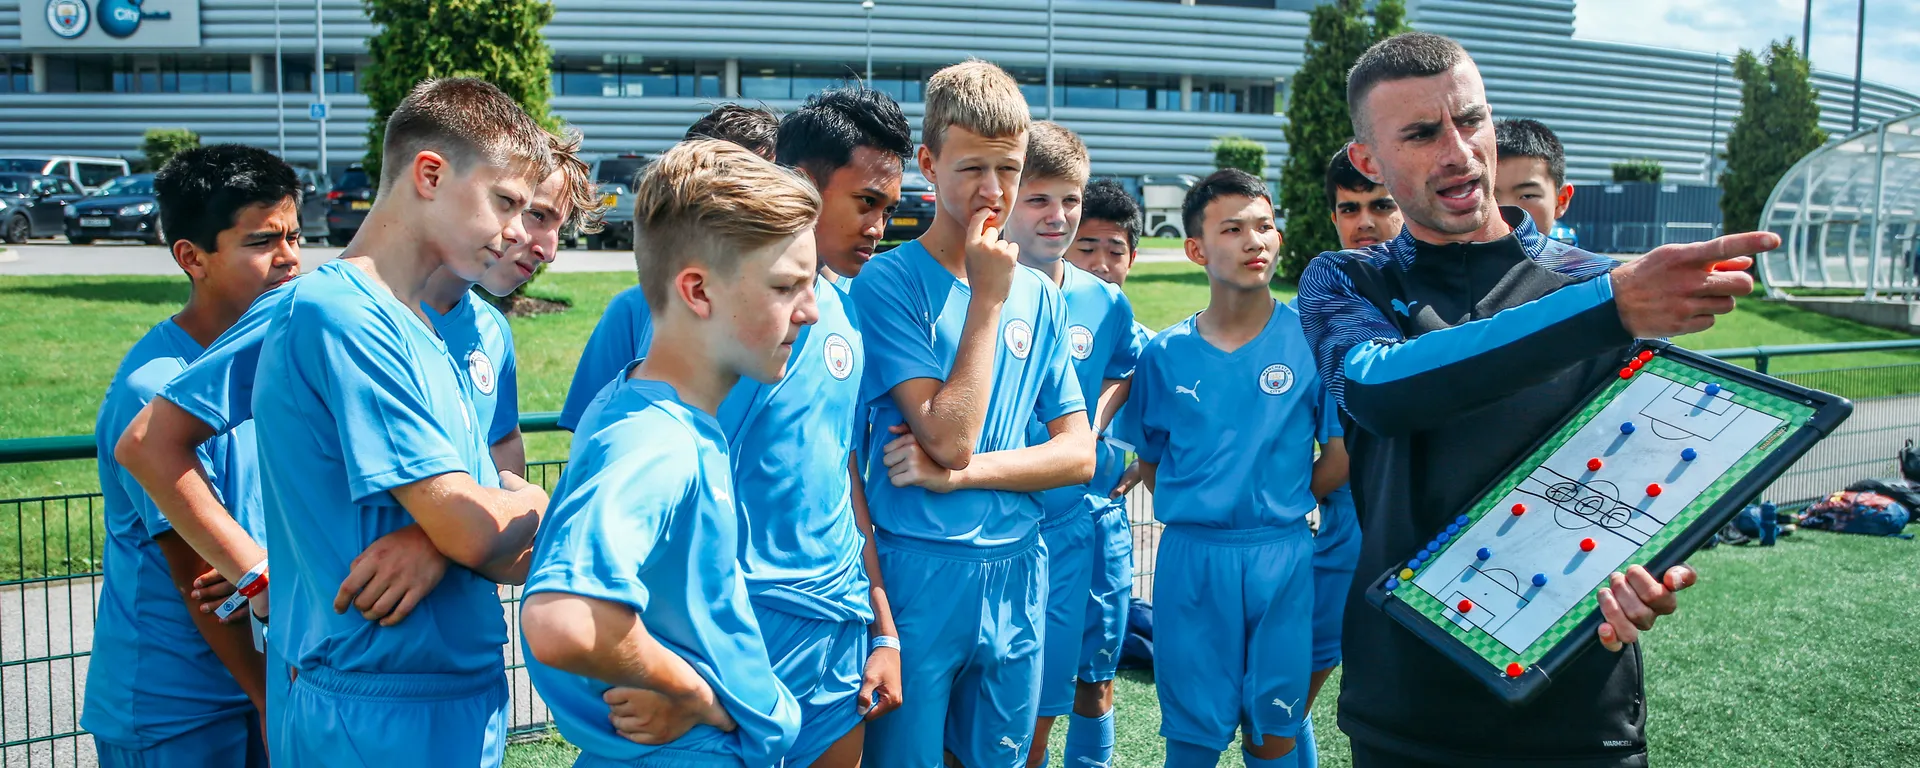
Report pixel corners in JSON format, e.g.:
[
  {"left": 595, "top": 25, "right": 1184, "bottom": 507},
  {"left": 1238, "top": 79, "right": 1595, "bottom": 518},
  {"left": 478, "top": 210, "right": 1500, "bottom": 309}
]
[{"left": 1365, "top": 341, "right": 1851, "bottom": 705}]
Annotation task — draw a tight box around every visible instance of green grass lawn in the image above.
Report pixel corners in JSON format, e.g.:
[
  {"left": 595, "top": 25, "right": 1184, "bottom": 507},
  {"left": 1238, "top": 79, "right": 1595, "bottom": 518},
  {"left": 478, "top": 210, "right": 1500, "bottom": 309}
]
[{"left": 501, "top": 530, "right": 1920, "bottom": 767}]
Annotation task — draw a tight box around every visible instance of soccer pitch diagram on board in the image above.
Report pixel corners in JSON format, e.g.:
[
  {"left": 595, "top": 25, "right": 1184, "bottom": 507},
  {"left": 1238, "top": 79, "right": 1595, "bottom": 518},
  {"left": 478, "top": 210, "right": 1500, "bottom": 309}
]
[{"left": 1367, "top": 342, "right": 1851, "bottom": 705}]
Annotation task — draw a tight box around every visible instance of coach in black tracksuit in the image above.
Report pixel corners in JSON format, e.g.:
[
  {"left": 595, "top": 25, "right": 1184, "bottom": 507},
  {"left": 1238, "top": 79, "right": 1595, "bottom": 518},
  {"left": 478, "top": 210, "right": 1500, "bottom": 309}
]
[{"left": 1298, "top": 33, "right": 1774, "bottom": 767}]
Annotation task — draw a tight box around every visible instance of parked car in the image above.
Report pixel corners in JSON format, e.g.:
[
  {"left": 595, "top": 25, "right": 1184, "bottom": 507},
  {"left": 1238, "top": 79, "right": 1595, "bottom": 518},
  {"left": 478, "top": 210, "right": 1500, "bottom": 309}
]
[
  {"left": 294, "top": 166, "right": 331, "bottom": 244},
  {"left": 1140, "top": 173, "right": 1199, "bottom": 239},
  {"left": 883, "top": 169, "right": 937, "bottom": 243},
  {"left": 64, "top": 173, "right": 162, "bottom": 245},
  {"left": 325, "top": 164, "right": 374, "bottom": 246},
  {"left": 1549, "top": 222, "right": 1579, "bottom": 249},
  {"left": 0, "top": 155, "right": 130, "bottom": 194},
  {"left": 587, "top": 154, "right": 649, "bottom": 251},
  {"left": 0, "top": 173, "right": 87, "bottom": 243}
]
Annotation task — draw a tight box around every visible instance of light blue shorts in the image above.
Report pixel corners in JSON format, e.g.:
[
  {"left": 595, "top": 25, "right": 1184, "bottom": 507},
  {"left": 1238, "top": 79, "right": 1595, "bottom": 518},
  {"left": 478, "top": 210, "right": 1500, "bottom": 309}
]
[
  {"left": 1038, "top": 511, "right": 1094, "bottom": 716},
  {"left": 1154, "top": 524, "right": 1313, "bottom": 752},
  {"left": 93, "top": 709, "right": 267, "bottom": 768},
  {"left": 1311, "top": 528, "right": 1361, "bottom": 671},
  {"left": 755, "top": 605, "right": 866, "bottom": 767},
  {"left": 862, "top": 530, "right": 1047, "bottom": 768},
  {"left": 271, "top": 665, "right": 508, "bottom": 768},
  {"left": 1080, "top": 499, "right": 1133, "bottom": 685}
]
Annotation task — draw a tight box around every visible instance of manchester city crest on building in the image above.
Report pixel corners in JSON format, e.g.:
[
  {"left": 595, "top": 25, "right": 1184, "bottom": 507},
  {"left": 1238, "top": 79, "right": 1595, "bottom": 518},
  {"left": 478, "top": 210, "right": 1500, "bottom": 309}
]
[
  {"left": 1068, "top": 325, "right": 1094, "bottom": 360},
  {"left": 46, "top": 0, "right": 90, "bottom": 39},
  {"left": 467, "top": 350, "right": 497, "bottom": 397},
  {"left": 824, "top": 333, "right": 854, "bottom": 380},
  {"left": 1004, "top": 319, "right": 1033, "bottom": 360},
  {"left": 1259, "top": 363, "right": 1294, "bottom": 395}
]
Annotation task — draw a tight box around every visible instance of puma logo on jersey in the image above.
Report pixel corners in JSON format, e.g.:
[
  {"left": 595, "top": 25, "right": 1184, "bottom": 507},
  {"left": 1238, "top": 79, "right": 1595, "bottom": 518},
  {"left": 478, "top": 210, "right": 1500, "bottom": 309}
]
[
  {"left": 999, "top": 736, "right": 1021, "bottom": 750},
  {"left": 1174, "top": 380, "right": 1201, "bottom": 402},
  {"left": 1272, "top": 697, "right": 1300, "bottom": 719},
  {"left": 1097, "top": 648, "right": 1114, "bottom": 659},
  {"left": 1391, "top": 298, "right": 1420, "bottom": 317}
]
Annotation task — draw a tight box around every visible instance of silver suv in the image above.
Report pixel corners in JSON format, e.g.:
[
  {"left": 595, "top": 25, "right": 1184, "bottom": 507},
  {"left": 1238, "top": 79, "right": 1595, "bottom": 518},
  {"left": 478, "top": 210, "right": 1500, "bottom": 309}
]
[{"left": 586, "top": 154, "right": 648, "bottom": 251}]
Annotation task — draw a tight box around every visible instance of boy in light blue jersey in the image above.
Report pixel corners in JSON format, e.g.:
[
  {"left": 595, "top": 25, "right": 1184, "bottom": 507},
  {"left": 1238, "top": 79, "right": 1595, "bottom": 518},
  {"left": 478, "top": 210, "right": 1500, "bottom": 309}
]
[
  {"left": 1006, "top": 125, "right": 1141, "bottom": 768},
  {"left": 520, "top": 139, "right": 820, "bottom": 766},
  {"left": 119, "top": 133, "right": 594, "bottom": 741},
  {"left": 856, "top": 61, "right": 1095, "bottom": 768},
  {"left": 557, "top": 104, "right": 781, "bottom": 431},
  {"left": 86, "top": 145, "right": 299, "bottom": 768},
  {"left": 557, "top": 88, "right": 914, "bottom": 767},
  {"left": 247, "top": 79, "right": 555, "bottom": 767},
  {"left": 1054, "top": 177, "right": 1154, "bottom": 768},
  {"left": 1130, "top": 170, "right": 1346, "bottom": 768}
]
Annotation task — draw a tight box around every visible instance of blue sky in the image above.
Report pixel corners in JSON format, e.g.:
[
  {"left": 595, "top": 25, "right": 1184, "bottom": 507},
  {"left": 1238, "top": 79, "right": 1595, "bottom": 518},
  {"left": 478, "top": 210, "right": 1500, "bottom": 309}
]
[{"left": 1575, "top": 0, "right": 1920, "bottom": 93}]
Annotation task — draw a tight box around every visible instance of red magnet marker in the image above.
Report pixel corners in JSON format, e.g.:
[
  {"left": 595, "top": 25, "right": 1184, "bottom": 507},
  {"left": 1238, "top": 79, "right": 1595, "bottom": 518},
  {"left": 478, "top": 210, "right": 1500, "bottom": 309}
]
[
  {"left": 1580, "top": 537, "right": 1597, "bottom": 552},
  {"left": 1507, "top": 662, "right": 1525, "bottom": 678},
  {"left": 1457, "top": 599, "right": 1474, "bottom": 613},
  {"left": 1638, "top": 349, "right": 1654, "bottom": 362},
  {"left": 1646, "top": 483, "right": 1663, "bottom": 497},
  {"left": 1587, "top": 458, "right": 1603, "bottom": 472},
  {"left": 1618, "top": 367, "right": 1634, "bottom": 379},
  {"left": 1511, "top": 503, "right": 1527, "bottom": 516}
]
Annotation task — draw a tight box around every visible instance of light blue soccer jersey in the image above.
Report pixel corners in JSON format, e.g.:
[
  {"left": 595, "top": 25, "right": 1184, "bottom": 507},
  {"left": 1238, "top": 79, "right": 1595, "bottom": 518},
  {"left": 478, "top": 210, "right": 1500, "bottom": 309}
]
[
  {"left": 251, "top": 260, "right": 501, "bottom": 677},
  {"left": 558, "top": 286, "right": 652, "bottom": 432},
  {"left": 1027, "top": 264, "right": 1139, "bottom": 525},
  {"left": 524, "top": 375, "right": 801, "bottom": 764},
  {"left": 850, "top": 240, "right": 1087, "bottom": 547},
  {"left": 85, "top": 320, "right": 259, "bottom": 747},
  {"left": 1132, "top": 301, "right": 1329, "bottom": 530},
  {"left": 718, "top": 275, "right": 873, "bottom": 622},
  {"left": 426, "top": 291, "right": 519, "bottom": 466},
  {"left": 160, "top": 284, "right": 293, "bottom": 437}
]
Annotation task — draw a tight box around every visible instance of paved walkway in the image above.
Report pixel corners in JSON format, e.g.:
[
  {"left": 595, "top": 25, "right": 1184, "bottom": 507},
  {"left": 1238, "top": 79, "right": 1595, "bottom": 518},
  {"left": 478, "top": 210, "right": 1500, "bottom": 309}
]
[{"left": 0, "top": 241, "right": 1188, "bottom": 277}]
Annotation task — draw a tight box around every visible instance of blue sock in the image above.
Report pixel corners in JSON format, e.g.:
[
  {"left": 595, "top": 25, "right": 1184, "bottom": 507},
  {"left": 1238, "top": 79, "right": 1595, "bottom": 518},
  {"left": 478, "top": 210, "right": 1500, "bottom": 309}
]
[
  {"left": 1065, "top": 710, "right": 1115, "bottom": 768},
  {"left": 1294, "top": 716, "right": 1318, "bottom": 768},
  {"left": 1164, "top": 739, "right": 1221, "bottom": 768}
]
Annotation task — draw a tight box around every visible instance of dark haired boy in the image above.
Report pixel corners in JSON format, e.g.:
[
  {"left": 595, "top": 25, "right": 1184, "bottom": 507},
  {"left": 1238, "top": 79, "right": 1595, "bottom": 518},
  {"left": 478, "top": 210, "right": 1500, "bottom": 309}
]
[
  {"left": 86, "top": 143, "right": 300, "bottom": 767},
  {"left": 1132, "top": 169, "right": 1343, "bottom": 767},
  {"left": 1494, "top": 117, "right": 1574, "bottom": 237},
  {"left": 1326, "top": 144, "right": 1403, "bottom": 250},
  {"left": 685, "top": 103, "right": 780, "bottom": 160}
]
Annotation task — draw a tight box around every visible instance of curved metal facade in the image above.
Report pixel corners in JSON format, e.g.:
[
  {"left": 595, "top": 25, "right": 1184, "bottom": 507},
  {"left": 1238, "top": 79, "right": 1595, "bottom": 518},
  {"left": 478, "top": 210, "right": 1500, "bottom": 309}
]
[{"left": 1, "top": 0, "right": 1917, "bottom": 186}]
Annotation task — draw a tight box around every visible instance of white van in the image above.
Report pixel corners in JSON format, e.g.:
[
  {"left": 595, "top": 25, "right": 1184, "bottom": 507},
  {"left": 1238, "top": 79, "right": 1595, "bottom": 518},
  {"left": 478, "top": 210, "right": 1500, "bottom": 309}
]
[{"left": 0, "top": 156, "right": 132, "bottom": 193}]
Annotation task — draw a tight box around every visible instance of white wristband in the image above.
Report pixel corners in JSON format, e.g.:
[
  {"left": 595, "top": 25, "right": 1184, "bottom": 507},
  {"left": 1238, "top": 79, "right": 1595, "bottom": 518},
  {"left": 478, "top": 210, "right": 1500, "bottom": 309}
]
[{"left": 869, "top": 635, "right": 900, "bottom": 654}]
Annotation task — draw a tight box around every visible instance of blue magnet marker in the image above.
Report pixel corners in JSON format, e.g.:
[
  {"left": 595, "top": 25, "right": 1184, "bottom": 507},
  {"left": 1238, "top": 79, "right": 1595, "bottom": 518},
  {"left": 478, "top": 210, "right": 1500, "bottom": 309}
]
[
  {"left": 1476, "top": 547, "right": 1491, "bottom": 561},
  {"left": 1446, "top": 524, "right": 1460, "bottom": 535},
  {"left": 1704, "top": 383, "right": 1722, "bottom": 396},
  {"left": 1455, "top": 514, "right": 1470, "bottom": 526},
  {"left": 1681, "top": 447, "right": 1698, "bottom": 461},
  {"left": 1532, "top": 573, "right": 1548, "bottom": 587},
  {"left": 1620, "top": 421, "right": 1636, "bottom": 434},
  {"left": 1385, "top": 578, "right": 1400, "bottom": 591},
  {"left": 1436, "top": 532, "right": 1451, "bottom": 544}
]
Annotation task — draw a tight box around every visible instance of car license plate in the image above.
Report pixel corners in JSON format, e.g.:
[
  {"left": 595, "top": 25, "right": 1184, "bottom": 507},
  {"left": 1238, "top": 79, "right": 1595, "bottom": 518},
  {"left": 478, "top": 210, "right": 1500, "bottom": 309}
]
[
  {"left": 602, "top": 194, "right": 618, "bottom": 208},
  {"left": 350, "top": 200, "right": 372, "bottom": 211},
  {"left": 80, "top": 217, "right": 111, "bottom": 228},
  {"left": 890, "top": 217, "right": 918, "bottom": 227}
]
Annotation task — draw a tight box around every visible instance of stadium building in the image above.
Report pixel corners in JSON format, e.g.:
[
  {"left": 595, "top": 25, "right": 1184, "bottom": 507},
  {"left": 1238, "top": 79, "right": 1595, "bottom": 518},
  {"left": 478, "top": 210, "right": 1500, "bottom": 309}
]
[{"left": 2, "top": 0, "right": 1917, "bottom": 185}]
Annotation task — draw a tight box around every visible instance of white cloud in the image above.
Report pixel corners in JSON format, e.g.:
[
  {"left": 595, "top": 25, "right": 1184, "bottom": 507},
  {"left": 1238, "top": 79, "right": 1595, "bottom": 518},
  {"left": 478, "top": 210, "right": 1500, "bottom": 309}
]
[{"left": 1574, "top": 0, "right": 1920, "bottom": 95}]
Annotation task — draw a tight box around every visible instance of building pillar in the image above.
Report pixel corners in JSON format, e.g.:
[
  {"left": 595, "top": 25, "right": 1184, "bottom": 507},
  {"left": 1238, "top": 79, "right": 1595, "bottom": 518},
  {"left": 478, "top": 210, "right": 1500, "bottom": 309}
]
[
  {"left": 251, "top": 54, "right": 270, "bottom": 93},
  {"left": 31, "top": 54, "right": 48, "bottom": 93},
  {"left": 724, "top": 58, "right": 740, "bottom": 99},
  {"left": 1180, "top": 74, "right": 1193, "bottom": 112}
]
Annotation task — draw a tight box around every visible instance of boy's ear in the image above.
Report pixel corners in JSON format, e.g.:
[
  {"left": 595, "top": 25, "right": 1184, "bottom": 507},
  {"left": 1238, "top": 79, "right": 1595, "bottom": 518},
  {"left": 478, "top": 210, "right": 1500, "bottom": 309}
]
[
  {"left": 409, "top": 150, "right": 451, "bottom": 202},
  {"left": 171, "top": 238, "right": 210, "bottom": 282},
  {"left": 673, "top": 265, "right": 714, "bottom": 320},
  {"left": 917, "top": 144, "right": 938, "bottom": 187},
  {"left": 1184, "top": 236, "right": 1206, "bottom": 268},
  {"left": 1555, "top": 184, "right": 1575, "bottom": 218}
]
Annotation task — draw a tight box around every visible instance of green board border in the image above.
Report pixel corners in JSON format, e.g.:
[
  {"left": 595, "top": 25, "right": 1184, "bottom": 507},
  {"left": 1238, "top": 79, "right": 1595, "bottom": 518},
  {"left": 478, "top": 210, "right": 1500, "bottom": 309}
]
[{"left": 1388, "top": 355, "right": 1817, "bottom": 670}]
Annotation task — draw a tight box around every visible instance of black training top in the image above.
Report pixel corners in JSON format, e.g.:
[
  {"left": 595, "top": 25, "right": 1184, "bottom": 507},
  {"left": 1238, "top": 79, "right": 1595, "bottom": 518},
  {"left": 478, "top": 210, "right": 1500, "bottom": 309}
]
[{"left": 1298, "top": 207, "right": 1646, "bottom": 767}]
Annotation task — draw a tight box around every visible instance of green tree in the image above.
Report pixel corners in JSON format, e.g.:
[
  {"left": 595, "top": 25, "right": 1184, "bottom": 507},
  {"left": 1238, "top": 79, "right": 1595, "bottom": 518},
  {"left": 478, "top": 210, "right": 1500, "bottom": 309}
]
[
  {"left": 1277, "top": 0, "right": 1407, "bottom": 281},
  {"left": 141, "top": 128, "right": 200, "bottom": 172},
  {"left": 1720, "top": 39, "right": 1826, "bottom": 235},
  {"left": 1212, "top": 135, "right": 1268, "bottom": 178},
  {"left": 1611, "top": 157, "right": 1666, "bottom": 183},
  {"left": 359, "top": 0, "right": 558, "bottom": 184}
]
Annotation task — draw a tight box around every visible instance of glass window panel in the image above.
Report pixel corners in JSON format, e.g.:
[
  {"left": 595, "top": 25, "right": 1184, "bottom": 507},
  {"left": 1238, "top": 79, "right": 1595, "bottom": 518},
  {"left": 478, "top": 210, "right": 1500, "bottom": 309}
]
[{"left": 740, "top": 62, "right": 792, "bottom": 100}]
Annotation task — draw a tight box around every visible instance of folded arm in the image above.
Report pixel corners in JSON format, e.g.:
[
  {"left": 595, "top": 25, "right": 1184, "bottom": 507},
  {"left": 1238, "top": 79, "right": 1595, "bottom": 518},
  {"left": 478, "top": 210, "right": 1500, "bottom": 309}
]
[
  {"left": 389, "top": 471, "right": 546, "bottom": 585},
  {"left": 117, "top": 398, "right": 268, "bottom": 589}
]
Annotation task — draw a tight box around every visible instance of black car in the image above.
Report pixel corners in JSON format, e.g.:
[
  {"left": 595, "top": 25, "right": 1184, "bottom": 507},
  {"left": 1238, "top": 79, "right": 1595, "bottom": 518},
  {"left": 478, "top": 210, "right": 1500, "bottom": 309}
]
[
  {"left": 325, "top": 164, "right": 374, "bottom": 246},
  {"left": 64, "top": 174, "right": 162, "bottom": 245},
  {"left": 295, "top": 166, "right": 331, "bottom": 244},
  {"left": 884, "top": 169, "right": 936, "bottom": 243},
  {"left": 0, "top": 173, "right": 86, "bottom": 244}
]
